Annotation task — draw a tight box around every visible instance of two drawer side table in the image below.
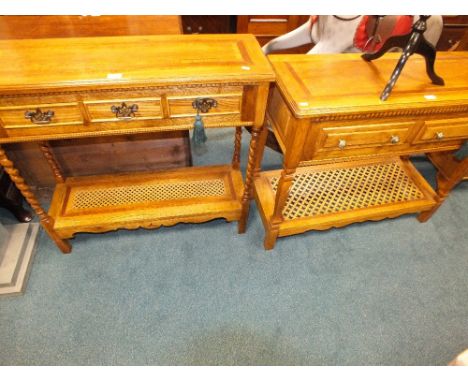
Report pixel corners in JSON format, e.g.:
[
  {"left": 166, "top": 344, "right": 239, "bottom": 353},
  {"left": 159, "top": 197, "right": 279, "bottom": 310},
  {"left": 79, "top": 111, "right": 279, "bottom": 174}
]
[{"left": 254, "top": 52, "right": 468, "bottom": 249}]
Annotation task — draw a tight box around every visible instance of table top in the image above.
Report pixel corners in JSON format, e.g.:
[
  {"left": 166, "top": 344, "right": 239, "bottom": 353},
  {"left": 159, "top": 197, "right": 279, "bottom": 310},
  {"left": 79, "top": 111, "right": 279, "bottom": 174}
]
[
  {"left": 268, "top": 52, "right": 468, "bottom": 118},
  {"left": 0, "top": 34, "right": 275, "bottom": 94}
]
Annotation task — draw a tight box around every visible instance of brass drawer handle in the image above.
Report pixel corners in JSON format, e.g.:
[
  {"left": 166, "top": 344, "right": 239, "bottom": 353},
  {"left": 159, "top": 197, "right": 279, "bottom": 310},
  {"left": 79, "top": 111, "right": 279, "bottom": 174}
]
[
  {"left": 338, "top": 139, "right": 347, "bottom": 149},
  {"left": 192, "top": 98, "right": 217, "bottom": 114},
  {"left": 435, "top": 131, "right": 445, "bottom": 140},
  {"left": 24, "top": 108, "right": 55, "bottom": 124},
  {"left": 191, "top": 98, "right": 217, "bottom": 150},
  {"left": 110, "top": 102, "right": 139, "bottom": 119},
  {"left": 390, "top": 135, "right": 400, "bottom": 144}
]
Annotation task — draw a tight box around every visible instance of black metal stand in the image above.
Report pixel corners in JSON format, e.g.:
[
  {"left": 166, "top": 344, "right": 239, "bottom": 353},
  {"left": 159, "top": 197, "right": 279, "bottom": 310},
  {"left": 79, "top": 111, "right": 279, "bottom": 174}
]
[{"left": 362, "top": 15, "right": 445, "bottom": 101}]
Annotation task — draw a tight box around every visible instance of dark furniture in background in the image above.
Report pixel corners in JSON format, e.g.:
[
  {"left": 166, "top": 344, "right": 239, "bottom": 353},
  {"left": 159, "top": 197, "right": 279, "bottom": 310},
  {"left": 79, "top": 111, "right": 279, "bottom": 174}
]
[
  {"left": 437, "top": 16, "right": 468, "bottom": 51},
  {"left": 182, "top": 16, "right": 311, "bottom": 52},
  {"left": 182, "top": 16, "right": 236, "bottom": 34},
  {"left": 236, "top": 15, "right": 312, "bottom": 53},
  {"left": 0, "top": 169, "right": 32, "bottom": 222}
]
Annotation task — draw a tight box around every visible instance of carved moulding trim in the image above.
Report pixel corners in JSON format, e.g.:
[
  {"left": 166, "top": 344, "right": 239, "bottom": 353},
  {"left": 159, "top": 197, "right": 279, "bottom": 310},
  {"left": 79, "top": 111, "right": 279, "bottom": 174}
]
[
  {"left": 58, "top": 214, "right": 241, "bottom": 239},
  {"left": 297, "top": 142, "right": 464, "bottom": 168},
  {"left": 0, "top": 82, "right": 259, "bottom": 99},
  {"left": 278, "top": 209, "right": 434, "bottom": 237},
  {"left": 0, "top": 120, "right": 254, "bottom": 144},
  {"left": 305, "top": 104, "right": 468, "bottom": 123}
]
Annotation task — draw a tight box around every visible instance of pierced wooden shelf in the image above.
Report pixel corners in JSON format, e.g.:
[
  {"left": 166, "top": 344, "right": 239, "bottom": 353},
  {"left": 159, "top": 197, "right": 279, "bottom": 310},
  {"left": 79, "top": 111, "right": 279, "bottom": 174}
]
[
  {"left": 49, "top": 165, "right": 244, "bottom": 239},
  {"left": 254, "top": 157, "right": 438, "bottom": 238}
]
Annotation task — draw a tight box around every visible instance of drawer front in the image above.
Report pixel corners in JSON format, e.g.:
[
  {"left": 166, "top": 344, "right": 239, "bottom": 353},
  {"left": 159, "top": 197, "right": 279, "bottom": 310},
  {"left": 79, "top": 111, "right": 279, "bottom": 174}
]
[
  {"left": 167, "top": 93, "right": 242, "bottom": 118},
  {"left": 247, "top": 19, "right": 290, "bottom": 36},
  {"left": 85, "top": 98, "right": 163, "bottom": 122},
  {"left": 0, "top": 103, "right": 82, "bottom": 128},
  {"left": 415, "top": 117, "right": 468, "bottom": 143},
  {"left": 0, "top": 84, "right": 249, "bottom": 143},
  {"left": 316, "top": 121, "right": 414, "bottom": 152}
]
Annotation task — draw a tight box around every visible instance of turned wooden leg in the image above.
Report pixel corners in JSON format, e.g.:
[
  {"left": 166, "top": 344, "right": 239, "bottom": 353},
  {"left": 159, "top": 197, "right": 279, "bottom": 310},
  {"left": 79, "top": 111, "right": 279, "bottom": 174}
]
[
  {"left": 418, "top": 204, "right": 442, "bottom": 222},
  {"left": 0, "top": 145, "right": 71, "bottom": 254},
  {"left": 418, "top": 153, "right": 468, "bottom": 222},
  {"left": 232, "top": 126, "right": 242, "bottom": 170},
  {"left": 263, "top": 166, "right": 296, "bottom": 250},
  {"left": 418, "top": 171, "right": 449, "bottom": 222},
  {"left": 264, "top": 228, "right": 279, "bottom": 250},
  {"left": 418, "top": 175, "right": 455, "bottom": 223},
  {"left": 239, "top": 125, "right": 262, "bottom": 234}
]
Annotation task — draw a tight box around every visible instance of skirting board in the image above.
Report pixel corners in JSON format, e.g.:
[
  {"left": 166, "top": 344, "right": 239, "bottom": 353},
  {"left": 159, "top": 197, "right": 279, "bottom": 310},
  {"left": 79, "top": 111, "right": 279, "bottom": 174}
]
[{"left": 0, "top": 223, "right": 39, "bottom": 296}]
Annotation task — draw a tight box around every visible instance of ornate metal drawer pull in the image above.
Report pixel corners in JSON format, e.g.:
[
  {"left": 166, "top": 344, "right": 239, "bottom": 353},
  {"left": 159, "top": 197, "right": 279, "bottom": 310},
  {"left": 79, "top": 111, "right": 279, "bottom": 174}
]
[
  {"left": 110, "top": 102, "right": 139, "bottom": 119},
  {"left": 338, "top": 139, "right": 347, "bottom": 149},
  {"left": 390, "top": 135, "right": 400, "bottom": 144},
  {"left": 435, "top": 131, "right": 444, "bottom": 140},
  {"left": 24, "top": 108, "right": 55, "bottom": 124},
  {"left": 192, "top": 98, "right": 218, "bottom": 114},
  {"left": 191, "top": 98, "right": 217, "bottom": 151}
]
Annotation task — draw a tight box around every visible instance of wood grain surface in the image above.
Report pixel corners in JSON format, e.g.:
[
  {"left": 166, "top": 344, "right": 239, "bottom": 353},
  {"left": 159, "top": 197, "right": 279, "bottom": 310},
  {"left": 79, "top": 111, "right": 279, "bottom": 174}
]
[{"left": 0, "top": 34, "right": 274, "bottom": 94}]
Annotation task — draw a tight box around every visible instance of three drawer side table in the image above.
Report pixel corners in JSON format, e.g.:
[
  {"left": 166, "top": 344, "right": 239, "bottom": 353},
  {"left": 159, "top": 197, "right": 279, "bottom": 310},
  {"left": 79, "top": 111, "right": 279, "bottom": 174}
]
[{"left": 0, "top": 34, "right": 275, "bottom": 253}]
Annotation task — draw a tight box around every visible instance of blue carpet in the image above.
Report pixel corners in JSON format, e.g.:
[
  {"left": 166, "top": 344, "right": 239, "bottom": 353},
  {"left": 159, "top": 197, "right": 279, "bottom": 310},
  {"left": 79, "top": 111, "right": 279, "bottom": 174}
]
[{"left": 0, "top": 129, "right": 467, "bottom": 365}]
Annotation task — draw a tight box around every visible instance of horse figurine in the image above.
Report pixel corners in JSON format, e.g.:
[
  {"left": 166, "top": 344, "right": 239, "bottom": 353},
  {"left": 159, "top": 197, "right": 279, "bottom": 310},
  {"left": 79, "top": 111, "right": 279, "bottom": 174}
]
[{"left": 262, "top": 15, "right": 443, "bottom": 55}]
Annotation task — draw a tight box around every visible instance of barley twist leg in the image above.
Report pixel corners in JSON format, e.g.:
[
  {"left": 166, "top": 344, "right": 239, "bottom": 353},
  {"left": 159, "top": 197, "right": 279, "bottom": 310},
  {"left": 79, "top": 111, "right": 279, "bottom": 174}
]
[
  {"left": 232, "top": 126, "right": 242, "bottom": 170},
  {"left": 238, "top": 126, "right": 261, "bottom": 234},
  {"left": 39, "top": 141, "right": 65, "bottom": 183},
  {"left": 0, "top": 145, "right": 71, "bottom": 253}
]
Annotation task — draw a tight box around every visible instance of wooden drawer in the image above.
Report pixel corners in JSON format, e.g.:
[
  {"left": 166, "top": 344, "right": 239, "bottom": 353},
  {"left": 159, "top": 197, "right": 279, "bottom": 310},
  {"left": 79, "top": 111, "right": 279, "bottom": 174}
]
[
  {"left": 0, "top": 87, "right": 249, "bottom": 143},
  {"left": 315, "top": 121, "right": 414, "bottom": 152},
  {"left": 0, "top": 103, "right": 82, "bottom": 128},
  {"left": 246, "top": 17, "right": 290, "bottom": 36},
  {"left": 237, "top": 15, "right": 309, "bottom": 37},
  {"left": 167, "top": 93, "right": 242, "bottom": 118},
  {"left": 414, "top": 117, "right": 468, "bottom": 143},
  {"left": 84, "top": 98, "right": 163, "bottom": 122},
  {"left": 236, "top": 16, "right": 312, "bottom": 54}
]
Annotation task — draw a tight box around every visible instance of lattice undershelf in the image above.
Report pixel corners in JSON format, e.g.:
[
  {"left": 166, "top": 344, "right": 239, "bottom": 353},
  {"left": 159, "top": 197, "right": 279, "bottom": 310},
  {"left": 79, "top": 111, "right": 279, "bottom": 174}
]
[
  {"left": 70, "top": 177, "right": 226, "bottom": 211},
  {"left": 254, "top": 157, "right": 437, "bottom": 234},
  {"left": 271, "top": 160, "right": 425, "bottom": 220},
  {"left": 48, "top": 165, "right": 244, "bottom": 238}
]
